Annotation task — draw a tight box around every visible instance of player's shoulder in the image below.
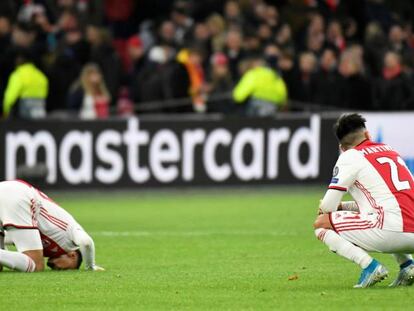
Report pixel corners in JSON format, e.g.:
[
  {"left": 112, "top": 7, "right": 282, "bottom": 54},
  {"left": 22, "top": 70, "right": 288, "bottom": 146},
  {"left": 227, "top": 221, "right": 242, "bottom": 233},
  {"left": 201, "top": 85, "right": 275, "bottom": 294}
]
[{"left": 337, "top": 148, "right": 364, "bottom": 163}]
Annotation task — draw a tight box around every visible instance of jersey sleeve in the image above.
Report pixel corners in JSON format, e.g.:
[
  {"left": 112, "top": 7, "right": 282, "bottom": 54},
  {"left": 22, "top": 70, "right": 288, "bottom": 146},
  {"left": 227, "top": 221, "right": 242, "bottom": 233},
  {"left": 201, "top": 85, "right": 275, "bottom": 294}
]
[
  {"left": 320, "top": 150, "right": 363, "bottom": 213},
  {"left": 328, "top": 149, "right": 362, "bottom": 192},
  {"left": 71, "top": 227, "right": 96, "bottom": 270},
  {"left": 319, "top": 189, "right": 343, "bottom": 213}
]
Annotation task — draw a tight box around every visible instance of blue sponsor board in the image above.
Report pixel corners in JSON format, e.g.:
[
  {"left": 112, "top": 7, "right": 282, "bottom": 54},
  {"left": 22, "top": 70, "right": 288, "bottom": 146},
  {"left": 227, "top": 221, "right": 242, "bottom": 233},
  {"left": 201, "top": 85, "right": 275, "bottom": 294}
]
[{"left": 405, "top": 158, "right": 414, "bottom": 175}]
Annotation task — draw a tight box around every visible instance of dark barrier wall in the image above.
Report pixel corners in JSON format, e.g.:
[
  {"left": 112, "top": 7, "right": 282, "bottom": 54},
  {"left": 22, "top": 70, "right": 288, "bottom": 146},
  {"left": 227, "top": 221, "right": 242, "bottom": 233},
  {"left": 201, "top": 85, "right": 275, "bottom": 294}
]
[{"left": 0, "top": 114, "right": 339, "bottom": 189}]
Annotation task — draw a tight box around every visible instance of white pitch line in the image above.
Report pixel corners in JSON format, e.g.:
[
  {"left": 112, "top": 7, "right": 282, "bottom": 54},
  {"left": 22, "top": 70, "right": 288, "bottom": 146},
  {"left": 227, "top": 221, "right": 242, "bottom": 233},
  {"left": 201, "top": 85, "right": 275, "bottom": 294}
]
[{"left": 91, "top": 231, "right": 299, "bottom": 237}]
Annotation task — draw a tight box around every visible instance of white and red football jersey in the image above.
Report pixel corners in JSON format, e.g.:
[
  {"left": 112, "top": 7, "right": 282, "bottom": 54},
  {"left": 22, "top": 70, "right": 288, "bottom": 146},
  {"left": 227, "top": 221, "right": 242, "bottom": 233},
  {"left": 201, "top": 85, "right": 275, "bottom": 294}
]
[
  {"left": 329, "top": 139, "right": 414, "bottom": 232},
  {"left": 35, "top": 190, "right": 85, "bottom": 258},
  {"left": 2, "top": 180, "right": 84, "bottom": 258}
]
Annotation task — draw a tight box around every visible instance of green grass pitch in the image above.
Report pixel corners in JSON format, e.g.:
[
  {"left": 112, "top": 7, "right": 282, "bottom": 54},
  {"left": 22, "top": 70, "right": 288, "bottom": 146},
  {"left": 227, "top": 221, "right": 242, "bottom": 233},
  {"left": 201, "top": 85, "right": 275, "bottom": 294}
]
[{"left": 1, "top": 186, "right": 413, "bottom": 310}]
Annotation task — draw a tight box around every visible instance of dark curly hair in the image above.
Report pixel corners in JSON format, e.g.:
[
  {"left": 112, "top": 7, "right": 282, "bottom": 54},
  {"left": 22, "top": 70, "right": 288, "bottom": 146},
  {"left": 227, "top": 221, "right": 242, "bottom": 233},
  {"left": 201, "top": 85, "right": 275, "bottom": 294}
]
[{"left": 334, "top": 113, "right": 367, "bottom": 143}]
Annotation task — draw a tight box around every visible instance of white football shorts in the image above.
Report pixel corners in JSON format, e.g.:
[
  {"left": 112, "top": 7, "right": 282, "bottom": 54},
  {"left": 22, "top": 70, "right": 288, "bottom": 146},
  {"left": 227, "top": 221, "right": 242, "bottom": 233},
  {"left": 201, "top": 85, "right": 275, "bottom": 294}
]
[{"left": 330, "top": 210, "right": 414, "bottom": 253}]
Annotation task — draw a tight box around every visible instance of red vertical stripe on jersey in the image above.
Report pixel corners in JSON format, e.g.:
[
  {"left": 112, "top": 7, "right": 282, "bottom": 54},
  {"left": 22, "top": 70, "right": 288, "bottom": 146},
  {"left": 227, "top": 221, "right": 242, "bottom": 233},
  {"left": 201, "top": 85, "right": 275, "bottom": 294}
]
[
  {"left": 355, "top": 141, "right": 414, "bottom": 232},
  {"left": 40, "top": 233, "right": 67, "bottom": 258},
  {"left": 40, "top": 208, "right": 68, "bottom": 231},
  {"left": 354, "top": 181, "right": 384, "bottom": 228}
]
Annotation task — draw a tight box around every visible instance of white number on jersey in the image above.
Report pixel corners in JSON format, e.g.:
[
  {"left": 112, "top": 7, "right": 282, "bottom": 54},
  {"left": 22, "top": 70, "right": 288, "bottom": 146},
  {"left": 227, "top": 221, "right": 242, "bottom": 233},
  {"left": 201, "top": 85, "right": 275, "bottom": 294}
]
[{"left": 377, "top": 156, "right": 411, "bottom": 191}]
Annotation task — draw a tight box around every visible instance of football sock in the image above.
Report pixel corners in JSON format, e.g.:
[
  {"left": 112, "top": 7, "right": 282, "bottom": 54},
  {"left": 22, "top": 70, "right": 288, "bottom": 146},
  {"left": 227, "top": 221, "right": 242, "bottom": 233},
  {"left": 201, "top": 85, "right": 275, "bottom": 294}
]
[
  {"left": 0, "top": 249, "right": 36, "bottom": 272},
  {"left": 392, "top": 254, "right": 413, "bottom": 268},
  {"left": 315, "top": 228, "right": 372, "bottom": 269}
]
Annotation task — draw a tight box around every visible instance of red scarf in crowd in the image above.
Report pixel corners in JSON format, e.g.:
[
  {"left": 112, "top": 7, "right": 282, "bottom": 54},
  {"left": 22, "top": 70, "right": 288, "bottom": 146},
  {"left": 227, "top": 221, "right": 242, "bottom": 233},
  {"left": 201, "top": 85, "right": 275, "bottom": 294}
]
[{"left": 383, "top": 64, "right": 402, "bottom": 80}]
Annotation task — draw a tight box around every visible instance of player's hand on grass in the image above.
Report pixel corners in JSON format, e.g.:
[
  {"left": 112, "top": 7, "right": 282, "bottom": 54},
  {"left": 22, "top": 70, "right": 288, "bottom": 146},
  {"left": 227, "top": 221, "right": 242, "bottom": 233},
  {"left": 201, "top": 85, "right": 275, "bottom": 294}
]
[{"left": 89, "top": 264, "right": 105, "bottom": 271}]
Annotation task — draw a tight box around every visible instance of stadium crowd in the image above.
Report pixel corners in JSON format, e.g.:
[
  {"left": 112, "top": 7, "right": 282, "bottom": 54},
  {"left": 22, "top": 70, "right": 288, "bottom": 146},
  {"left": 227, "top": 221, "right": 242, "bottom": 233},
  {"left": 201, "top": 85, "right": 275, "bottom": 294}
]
[{"left": 0, "top": 0, "right": 413, "bottom": 118}]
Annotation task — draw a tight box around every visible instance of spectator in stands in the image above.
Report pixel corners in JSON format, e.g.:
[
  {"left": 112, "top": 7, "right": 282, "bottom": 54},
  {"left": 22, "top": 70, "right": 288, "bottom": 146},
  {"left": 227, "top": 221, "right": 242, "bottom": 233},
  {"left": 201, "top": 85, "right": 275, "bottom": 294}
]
[
  {"left": 263, "top": 4, "right": 279, "bottom": 29},
  {"left": 388, "top": 24, "right": 409, "bottom": 55},
  {"left": 290, "top": 52, "right": 317, "bottom": 103},
  {"left": 170, "top": 1, "right": 194, "bottom": 46},
  {"left": 388, "top": 24, "right": 413, "bottom": 69},
  {"left": 158, "top": 20, "right": 177, "bottom": 47},
  {"left": 304, "top": 13, "right": 325, "bottom": 55},
  {"left": 252, "top": 2, "right": 268, "bottom": 25},
  {"left": 54, "top": 0, "right": 103, "bottom": 26},
  {"left": 257, "top": 23, "right": 273, "bottom": 46},
  {"left": 206, "top": 52, "right": 234, "bottom": 113},
  {"left": 314, "top": 48, "right": 342, "bottom": 109},
  {"left": 125, "top": 35, "right": 147, "bottom": 95},
  {"left": 86, "top": 24, "right": 122, "bottom": 100},
  {"left": 277, "top": 51, "right": 295, "bottom": 101},
  {"left": 10, "top": 21, "right": 37, "bottom": 50},
  {"left": 206, "top": 14, "right": 226, "bottom": 52},
  {"left": 338, "top": 48, "right": 372, "bottom": 110},
  {"left": 364, "top": 22, "right": 388, "bottom": 77},
  {"left": 0, "top": 0, "right": 413, "bottom": 115},
  {"left": 2, "top": 49, "right": 48, "bottom": 119},
  {"left": 244, "top": 29, "right": 262, "bottom": 55},
  {"left": 264, "top": 43, "right": 280, "bottom": 71},
  {"left": 224, "top": 29, "right": 245, "bottom": 81},
  {"left": 307, "top": 31, "right": 325, "bottom": 57},
  {"left": 47, "top": 24, "right": 89, "bottom": 112},
  {"left": 373, "top": 51, "right": 414, "bottom": 110},
  {"left": 0, "top": 15, "right": 11, "bottom": 51},
  {"left": 177, "top": 47, "right": 207, "bottom": 112},
  {"left": 193, "top": 22, "right": 212, "bottom": 58},
  {"left": 163, "top": 46, "right": 192, "bottom": 112},
  {"left": 130, "top": 46, "right": 168, "bottom": 105},
  {"left": 233, "top": 56, "right": 287, "bottom": 116},
  {"left": 224, "top": 0, "right": 243, "bottom": 28},
  {"left": 343, "top": 18, "right": 359, "bottom": 43},
  {"left": 326, "top": 20, "right": 346, "bottom": 52},
  {"left": 68, "top": 63, "right": 111, "bottom": 119},
  {"left": 132, "top": 44, "right": 190, "bottom": 113},
  {"left": 275, "top": 24, "right": 295, "bottom": 55}
]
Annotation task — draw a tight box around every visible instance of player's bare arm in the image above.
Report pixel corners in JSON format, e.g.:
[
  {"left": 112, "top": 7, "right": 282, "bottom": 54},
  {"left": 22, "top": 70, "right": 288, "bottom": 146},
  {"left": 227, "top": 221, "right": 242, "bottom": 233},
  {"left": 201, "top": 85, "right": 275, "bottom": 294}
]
[{"left": 23, "top": 249, "right": 44, "bottom": 271}]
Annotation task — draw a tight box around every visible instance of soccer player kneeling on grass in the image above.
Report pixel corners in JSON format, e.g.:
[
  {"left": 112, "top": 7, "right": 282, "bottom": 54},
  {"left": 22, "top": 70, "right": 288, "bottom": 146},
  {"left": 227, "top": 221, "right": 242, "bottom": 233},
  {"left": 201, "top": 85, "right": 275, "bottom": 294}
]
[
  {"left": 0, "top": 180, "right": 104, "bottom": 272},
  {"left": 314, "top": 113, "right": 414, "bottom": 288}
]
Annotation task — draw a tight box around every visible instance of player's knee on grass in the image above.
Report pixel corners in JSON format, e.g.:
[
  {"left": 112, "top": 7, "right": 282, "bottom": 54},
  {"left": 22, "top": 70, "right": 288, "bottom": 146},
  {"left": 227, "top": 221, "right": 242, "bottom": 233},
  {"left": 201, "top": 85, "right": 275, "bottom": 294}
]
[
  {"left": 313, "top": 214, "right": 332, "bottom": 230},
  {"left": 7, "top": 228, "right": 45, "bottom": 271},
  {"left": 314, "top": 228, "right": 327, "bottom": 242},
  {"left": 23, "top": 250, "right": 44, "bottom": 271}
]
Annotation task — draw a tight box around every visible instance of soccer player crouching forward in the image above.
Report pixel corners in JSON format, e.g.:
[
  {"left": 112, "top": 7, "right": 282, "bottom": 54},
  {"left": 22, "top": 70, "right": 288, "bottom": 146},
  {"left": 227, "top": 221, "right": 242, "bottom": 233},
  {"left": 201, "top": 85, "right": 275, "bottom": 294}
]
[
  {"left": 0, "top": 180, "right": 104, "bottom": 272},
  {"left": 314, "top": 113, "right": 414, "bottom": 288}
]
